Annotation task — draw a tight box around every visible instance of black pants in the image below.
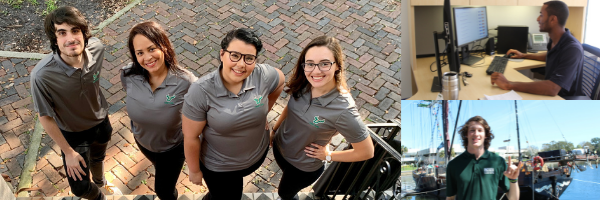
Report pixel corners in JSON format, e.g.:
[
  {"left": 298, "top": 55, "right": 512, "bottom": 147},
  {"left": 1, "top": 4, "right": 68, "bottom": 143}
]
[
  {"left": 60, "top": 116, "right": 112, "bottom": 200},
  {"left": 200, "top": 146, "right": 269, "bottom": 200},
  {"left": 273, "top": 143, "right": 324, "bottom": 200},
  {"left": 137, "top": 140, "right": 185, "bottom": 200}
]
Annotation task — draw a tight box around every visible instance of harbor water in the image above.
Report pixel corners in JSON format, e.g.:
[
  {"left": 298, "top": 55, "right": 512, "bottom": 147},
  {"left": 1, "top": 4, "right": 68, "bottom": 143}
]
[
  {"left": 401, "top": 163, "right": 600, "bottom": 200},
  {"left": 561, "top": 164, "right": 600, "bottom": 200}
]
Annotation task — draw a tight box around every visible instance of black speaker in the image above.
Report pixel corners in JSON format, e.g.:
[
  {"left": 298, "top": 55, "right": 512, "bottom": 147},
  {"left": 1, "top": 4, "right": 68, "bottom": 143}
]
[
  {"left": 486, "top": 38, "right": 495, "bottom": 55},
  {"left": 496, "top": 26, "right": 529, "bottom": 54}
]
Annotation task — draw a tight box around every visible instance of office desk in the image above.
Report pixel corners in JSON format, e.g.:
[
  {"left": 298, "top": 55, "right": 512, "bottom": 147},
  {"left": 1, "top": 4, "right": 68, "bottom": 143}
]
[{"left": 408, "top": 55, "right": 564, "bottom": 100}]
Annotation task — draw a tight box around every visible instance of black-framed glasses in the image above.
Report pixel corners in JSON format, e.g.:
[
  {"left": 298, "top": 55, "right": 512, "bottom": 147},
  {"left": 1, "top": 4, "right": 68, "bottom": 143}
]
[
  {"left": 302, "top": 62, "right": 335, "bottom": 72},
  {"left": 223, "top": 49, "right": 256, "bottom": 65}
]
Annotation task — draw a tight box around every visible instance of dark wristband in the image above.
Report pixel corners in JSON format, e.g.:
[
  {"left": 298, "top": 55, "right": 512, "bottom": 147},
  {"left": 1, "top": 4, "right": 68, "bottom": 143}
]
[{"left": 509, "top": 178, "right": 518, "bottom": 183}]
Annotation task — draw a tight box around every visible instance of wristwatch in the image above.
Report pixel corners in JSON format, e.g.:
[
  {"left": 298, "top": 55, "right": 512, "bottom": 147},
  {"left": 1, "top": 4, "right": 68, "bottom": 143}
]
[{"left": 326, "top": 151, "right": 332, "bottom": 162}]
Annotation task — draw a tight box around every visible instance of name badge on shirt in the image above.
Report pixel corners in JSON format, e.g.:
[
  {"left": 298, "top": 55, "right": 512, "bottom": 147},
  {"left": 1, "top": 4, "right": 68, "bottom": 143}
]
[{"left": 484, "top": 168, "right": 495, "bottom": 174}]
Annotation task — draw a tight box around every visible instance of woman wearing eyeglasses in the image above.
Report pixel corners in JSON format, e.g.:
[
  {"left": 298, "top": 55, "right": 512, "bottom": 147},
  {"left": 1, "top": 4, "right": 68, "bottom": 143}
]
[
  {"left": 271, "top": 36, "right": 375, "bottom": 200},
  {"left": 181, "top": 28, "right": 284, "bottom": 200}
]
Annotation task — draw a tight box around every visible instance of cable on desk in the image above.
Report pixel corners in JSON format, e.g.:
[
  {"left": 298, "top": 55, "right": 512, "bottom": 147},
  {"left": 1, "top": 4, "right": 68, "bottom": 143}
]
[
  {"left": 467, "top": 40, "right": 488, "bottom": 68},
  {"left": 430, "top": 43, "right": 449, "bottom": 72}
]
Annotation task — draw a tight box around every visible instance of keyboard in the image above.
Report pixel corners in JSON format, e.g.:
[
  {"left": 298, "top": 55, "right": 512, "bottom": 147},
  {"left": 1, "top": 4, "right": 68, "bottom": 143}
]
[{"left": 486, "top": 56, "right": 509, "bottom": 75}]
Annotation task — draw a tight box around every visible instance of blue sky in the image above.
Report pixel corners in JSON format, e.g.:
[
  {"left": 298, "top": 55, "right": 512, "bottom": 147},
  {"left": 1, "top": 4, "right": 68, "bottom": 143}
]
[{"left": 401, "top": 100, "right": 600, "bottom": 150}]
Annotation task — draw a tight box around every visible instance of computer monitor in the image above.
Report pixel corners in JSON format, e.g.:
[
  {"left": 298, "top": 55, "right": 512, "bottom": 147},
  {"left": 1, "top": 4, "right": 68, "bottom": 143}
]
[
  {"left": 453, "top": 7, "right": 489, "bottom": 47},
  {"left": 497, "top": 26, "right": 529, "bottom": 54},
  {"left": 453, "top": 6, "right": 489, "bottom": 66},
  {"left": 431, "top": 0, "right": 461, "bottom": 92}
]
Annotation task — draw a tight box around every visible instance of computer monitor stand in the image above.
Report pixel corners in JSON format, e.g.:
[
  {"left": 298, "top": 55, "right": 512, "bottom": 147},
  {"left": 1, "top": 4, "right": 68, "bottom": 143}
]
[
  {"left": 431, "top": 31, "right": 460, "bottom": 92},
  {"left": 461, "top": 46, "right": 483, "bottom": 66}
]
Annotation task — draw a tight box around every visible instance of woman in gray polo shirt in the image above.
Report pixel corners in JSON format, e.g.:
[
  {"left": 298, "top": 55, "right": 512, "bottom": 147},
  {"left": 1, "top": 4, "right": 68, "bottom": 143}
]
[
  {"left": 182, "top": 28, "right": 285, "bottom": 200},
  {"left": 120, "top": 21, "right": 197, "bottom": 200},
  {"left": 272, "top": 36, "right": 375, "bottom": 200}
]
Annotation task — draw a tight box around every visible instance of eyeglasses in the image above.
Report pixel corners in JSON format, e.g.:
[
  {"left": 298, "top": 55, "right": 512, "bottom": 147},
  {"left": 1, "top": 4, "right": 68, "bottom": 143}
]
[
  {"left": 223, "top": 49, "right": 256, "bottom": 65},
  {"left": 302, "top": 62, "right": 335, "bottom": 72}
]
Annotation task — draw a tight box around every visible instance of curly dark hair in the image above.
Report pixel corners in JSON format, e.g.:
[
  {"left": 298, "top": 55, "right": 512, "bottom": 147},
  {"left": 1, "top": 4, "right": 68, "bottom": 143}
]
[
  {"left": 220, "top": 28, "right": 262, "bottom": 55},
  {"left": 458, "top": 116, "right": 495, "bottom": 150},
  {"left": 44, "top": 6, "right": 92, "bottom": 54}
]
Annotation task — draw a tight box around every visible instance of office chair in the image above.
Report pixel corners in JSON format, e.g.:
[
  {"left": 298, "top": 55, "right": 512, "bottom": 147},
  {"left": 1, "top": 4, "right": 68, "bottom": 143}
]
[{"left": 563, "top": 43, "right": 600, "bottom": 100}]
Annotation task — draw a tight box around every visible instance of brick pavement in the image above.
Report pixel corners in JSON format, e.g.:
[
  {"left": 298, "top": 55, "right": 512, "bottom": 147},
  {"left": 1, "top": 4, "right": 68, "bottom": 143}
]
[
  {"left": 0, "top": 0, "right": 401, "bottom": 197},
  {"left": 0, "top": 57, "right": 37, "bottom": 191}
]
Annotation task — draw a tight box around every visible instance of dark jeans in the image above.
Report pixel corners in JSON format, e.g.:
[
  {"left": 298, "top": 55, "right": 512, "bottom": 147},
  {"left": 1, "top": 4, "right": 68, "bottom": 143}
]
[
  {"left": 60, "top": 116, "right": 112, "bottom": 200},
  {"left": 273, "top": 143, "right": 324, "bottom": 200},
  {"left": 137, "top": 140, "right": 185, "bottom": 200},
  {"left": 200, "top": 146, "right": 269, "bottom": 200}
]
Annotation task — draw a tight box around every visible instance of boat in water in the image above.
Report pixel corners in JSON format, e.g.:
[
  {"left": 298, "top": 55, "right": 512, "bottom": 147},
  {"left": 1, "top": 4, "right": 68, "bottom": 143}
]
[{"left": 404, "top": 100, "right": 600, "bottom": 200}]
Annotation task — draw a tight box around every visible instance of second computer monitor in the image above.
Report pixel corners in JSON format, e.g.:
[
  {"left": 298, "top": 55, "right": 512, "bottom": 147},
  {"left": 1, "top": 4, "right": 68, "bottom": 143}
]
[{"left": 454, "top": 6, "right": 489, "bottom": 47}]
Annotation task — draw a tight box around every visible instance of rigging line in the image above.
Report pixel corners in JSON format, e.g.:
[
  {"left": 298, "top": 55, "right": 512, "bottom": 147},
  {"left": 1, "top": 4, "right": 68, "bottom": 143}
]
[
  {"left": 450, "top": 100, "right": 463, "bottom": 154},
  {"left": 417, "top": 102, "right": 422, "bottom": 148},
  {"left": 508, "top": 101, "right": 514, "bottom": 149},
  {"left": 542, "top": 101, "right": 568, "bottom": 142},
  {"left": 522, "top": 102, "right": 539, "bottom": 150}
]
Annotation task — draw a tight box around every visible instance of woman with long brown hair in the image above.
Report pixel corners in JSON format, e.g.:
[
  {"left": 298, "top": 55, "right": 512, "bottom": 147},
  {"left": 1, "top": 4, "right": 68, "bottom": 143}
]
[
  {"left": 120, "top": 21, "right": 197, "bottom": 200},
  {"left": 271, "top": 36, "right": 375, "bottom": 200}
]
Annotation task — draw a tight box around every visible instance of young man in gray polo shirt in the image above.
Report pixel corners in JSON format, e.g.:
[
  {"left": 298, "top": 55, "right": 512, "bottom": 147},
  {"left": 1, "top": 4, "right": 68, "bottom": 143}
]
[
  {"left": 491, "top": 1, "right": 584, "bottom": 97},
  {"left": 30, "top": 6, "right": 113, "bottom": 200}
]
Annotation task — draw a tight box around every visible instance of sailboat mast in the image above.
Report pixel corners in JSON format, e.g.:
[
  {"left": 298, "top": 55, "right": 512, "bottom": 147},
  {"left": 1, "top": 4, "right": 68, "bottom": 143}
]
[
  {"left": 515, "top": 101, "right": 522, "bottom": 161},
  {"left": 443, "top": 101, "right": 450, "bottom": 162}
]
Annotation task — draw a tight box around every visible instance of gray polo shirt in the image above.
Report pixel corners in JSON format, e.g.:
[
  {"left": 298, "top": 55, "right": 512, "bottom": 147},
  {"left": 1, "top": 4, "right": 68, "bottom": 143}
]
[
  {"left": 182, "top": 64, "right": 280, "bottom": 172},
  {"left": 274, "top": 88, "right": 369, "bottom": 172},
  {"left": 121, "top": 63, "right": 197, "bottom": 152},
  {"left": 30, "top": 37, "right": 108, "bottom": 132}
]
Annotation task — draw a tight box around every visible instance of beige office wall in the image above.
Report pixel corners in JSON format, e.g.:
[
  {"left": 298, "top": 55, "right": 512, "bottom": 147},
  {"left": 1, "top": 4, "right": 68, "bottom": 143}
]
[
  {"left": 401, "top": 0, "right": 413, "bottom": 98},
  {"left": 414, "top": 6, "right": 445, "bottom": 56},
  {"left": 414, "top": 6, "right": 543, "bottom": 56},
  {"left": 487, "top": 6, "right": 542, "bottom": 34}
]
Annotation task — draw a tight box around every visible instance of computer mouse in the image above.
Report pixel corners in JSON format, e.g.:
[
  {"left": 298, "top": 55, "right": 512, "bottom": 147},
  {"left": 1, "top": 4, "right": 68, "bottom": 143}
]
[{"left": 504, "top": 53, "right": 515, "bottom": 58}]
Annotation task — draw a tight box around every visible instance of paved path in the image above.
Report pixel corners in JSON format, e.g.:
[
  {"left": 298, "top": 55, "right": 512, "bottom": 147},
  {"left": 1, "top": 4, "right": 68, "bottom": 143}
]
[{"left": 0, "top": 0, "right": 401, "bottom": 197}]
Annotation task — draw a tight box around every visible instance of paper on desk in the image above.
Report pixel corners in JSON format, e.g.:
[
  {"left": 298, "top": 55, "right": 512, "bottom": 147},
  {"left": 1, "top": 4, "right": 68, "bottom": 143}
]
[
  {"left": 508, "top": 58, "right": 525, "bottom": 62},
  {"left": 482, "top": 90, "right": 523, "bottom": 100}
]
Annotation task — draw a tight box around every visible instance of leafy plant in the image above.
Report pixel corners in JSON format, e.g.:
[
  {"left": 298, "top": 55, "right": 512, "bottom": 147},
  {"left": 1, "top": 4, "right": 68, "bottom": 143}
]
[
  {"left": 2, "top": 0, "right": 25, "bottom": 9},
  {"left": 42, "top": 0, "right": 58, "bottom": 16}
]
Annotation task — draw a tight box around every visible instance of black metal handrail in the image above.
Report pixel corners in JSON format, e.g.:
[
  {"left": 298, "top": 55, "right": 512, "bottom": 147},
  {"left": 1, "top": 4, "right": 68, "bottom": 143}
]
[{"left": 314, "top": 120, "right": 401, "bottom": 200}]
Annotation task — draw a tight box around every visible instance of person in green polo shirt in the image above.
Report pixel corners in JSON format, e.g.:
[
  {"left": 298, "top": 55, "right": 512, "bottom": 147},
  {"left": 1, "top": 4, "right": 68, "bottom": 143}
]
[{"left": 446, "top": 116, "right": 524, "bottom": 200}]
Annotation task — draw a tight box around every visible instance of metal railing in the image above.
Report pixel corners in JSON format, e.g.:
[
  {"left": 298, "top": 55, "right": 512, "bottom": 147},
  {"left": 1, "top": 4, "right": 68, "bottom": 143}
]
[{"left": 313, "top": 120, "right": 401, "bottom": 200}]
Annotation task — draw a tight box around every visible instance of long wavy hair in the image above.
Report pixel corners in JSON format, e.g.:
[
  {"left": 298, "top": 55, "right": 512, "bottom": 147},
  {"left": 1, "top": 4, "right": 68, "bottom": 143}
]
[
  {"left": 458, "top": 116, "right": 495, "bottom": 150},
  {"left": 125, "top": 21, "right": 184, "bottom": 80},
  {"left": 285, "top": 36, "right": 348, "bottom": 98}
]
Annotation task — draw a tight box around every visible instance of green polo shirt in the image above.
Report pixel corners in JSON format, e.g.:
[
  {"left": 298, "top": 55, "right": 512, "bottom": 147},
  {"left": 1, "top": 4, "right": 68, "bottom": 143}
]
[{"left": 446, "top": 150, "right": 510, "bottom": 200}]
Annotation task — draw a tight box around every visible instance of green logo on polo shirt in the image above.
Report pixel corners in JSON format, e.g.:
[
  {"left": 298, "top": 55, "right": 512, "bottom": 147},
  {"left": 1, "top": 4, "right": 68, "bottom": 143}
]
[
  {"left": 165, "top": 94, "right": 176, "bottom": 104},
  {"left": 92, "top": 71, "right": 100, "bottom": 83},
  {"left": 310, "top": 116, "right": 326, "bottom": 128},
  {"left": 254, "top": 95, "right": 264, "bottom": 108}
]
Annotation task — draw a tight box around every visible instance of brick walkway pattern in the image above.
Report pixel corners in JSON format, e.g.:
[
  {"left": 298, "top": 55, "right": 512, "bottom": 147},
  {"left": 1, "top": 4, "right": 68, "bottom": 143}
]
[{"left": 0, "top": 0, "right": 401, "bottom": 197}]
